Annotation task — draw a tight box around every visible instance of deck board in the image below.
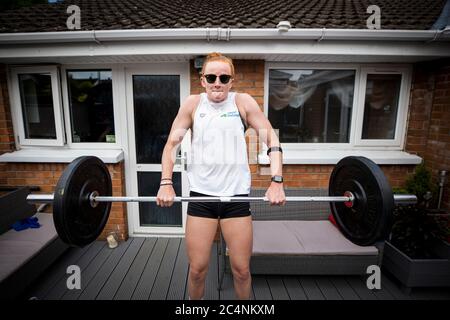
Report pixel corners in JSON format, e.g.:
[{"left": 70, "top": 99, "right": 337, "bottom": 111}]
[
  {"left": 266, "top": 276, "right": 290, "bottom": 300},
  {"left": 78, "top": 239, "right": 132, "bottom": 300},
  {"left": 149, "top": 238, "right": 181, "bottom": 300},
  {"left": 298, "top": 276, "right": 325, "bottom": 300},
  {"left": 97, "top": 237, "right": 145, "bottom": 300},
  {"left": 132, "top": 238, "right": 169, "bottom": 300},
  {"left": 166, "top": 238, "right": 189, "bottom": 300},
  {"left": 28, "top": 242, "right": 94, "bottom": 299},
  {"left": 114, "top": 237, "right": 157, "bottom": 300},
  {"left": 48, "top": 241, "right": 106, "bottom": 300},
  {"left": 23, "top": 238, "right": 450, "bottom": 301}
]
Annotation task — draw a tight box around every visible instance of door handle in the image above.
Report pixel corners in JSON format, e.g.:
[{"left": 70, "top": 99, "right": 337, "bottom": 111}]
[{"left": 175, "top": 152, "right": 188, "bottom": 170}]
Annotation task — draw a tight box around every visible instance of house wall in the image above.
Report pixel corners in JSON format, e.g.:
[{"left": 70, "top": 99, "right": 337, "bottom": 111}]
[
  {"left": 190, "top": 59, "right": 416, "bottom": 190},
  {"left": 0, "top": 65, "right": 15, "bottom": 183},
  {"left": 405, "top": 58, "right": 450, "bottom": 211},
  {"left": 0, "top": 57, "right": 448, "bottom": 243},
  {"left": 0, "top": 64, "right": 129, "bottom": 241}
]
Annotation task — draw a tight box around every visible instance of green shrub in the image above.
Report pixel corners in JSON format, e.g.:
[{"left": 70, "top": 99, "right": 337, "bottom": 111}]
[{"left": 390, "top": 162, "right": 449, "bottom": 258}]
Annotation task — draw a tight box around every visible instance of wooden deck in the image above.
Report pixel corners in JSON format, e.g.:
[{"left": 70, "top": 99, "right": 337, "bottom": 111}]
[{"left": 24, "top": 237, "right": 450, "bottom": 300}]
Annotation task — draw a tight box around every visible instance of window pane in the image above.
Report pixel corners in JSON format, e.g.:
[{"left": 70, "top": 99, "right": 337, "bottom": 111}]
[
  {"left": 67, "top": 70, "right": 115, "bottom": 143},
  {"left": 133, "top": 75, "right": 180, "bottom": 164},
  {"left": 18, "top": 73, "right": 56, "bottom": 139},
  {"left": 268, "top": 69, "right": 355, "bottom": 143},
  {"left": 362, "top": 74, "right": 401, "bottom": 140}
]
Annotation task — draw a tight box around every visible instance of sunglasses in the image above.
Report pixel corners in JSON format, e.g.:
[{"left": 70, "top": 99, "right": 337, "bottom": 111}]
[{"left": 203, "top": 74, "right": 232, "bottom": 84}]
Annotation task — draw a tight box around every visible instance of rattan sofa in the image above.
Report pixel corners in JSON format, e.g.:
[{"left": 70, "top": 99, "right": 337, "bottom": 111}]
[{"left": 219, "top": 188, "right": 384, "bottom": 288}]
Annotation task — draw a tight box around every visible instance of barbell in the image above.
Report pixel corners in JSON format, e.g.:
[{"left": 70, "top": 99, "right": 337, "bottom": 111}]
[{"left": 26, "top": 156, "right": 417, "bottom": 247}]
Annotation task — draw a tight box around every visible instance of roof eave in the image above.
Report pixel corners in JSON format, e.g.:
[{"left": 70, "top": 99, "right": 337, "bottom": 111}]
[{"left": 0, "top": 27, "right": 449, "bottom": 44}]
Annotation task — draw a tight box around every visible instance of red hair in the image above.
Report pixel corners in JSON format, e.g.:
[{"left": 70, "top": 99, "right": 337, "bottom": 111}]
[{"left": 201, "top": 52, "right": 235, "bottom": 77}]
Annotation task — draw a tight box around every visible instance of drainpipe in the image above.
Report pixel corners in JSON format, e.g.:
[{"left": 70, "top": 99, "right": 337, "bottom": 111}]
[{"left": 437, "top": 170, "right": 448, "bottom": 210}]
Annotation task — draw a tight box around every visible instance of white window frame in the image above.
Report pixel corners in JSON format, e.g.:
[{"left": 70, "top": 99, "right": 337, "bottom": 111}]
[
  {"left": 354, "top": 66, "right": 412, "bottom": 148},
  {"left": 264, "top": 63, "right": 360, "bottom": 152},
  {"left": 9, "top": 66, "right": 65, "bottom": 147},
  {"left": 264, "top": 62, "right": 413, "bottom": 153},
  {"left": 60, "top": 64, "right": 122, "bottom": 149}
]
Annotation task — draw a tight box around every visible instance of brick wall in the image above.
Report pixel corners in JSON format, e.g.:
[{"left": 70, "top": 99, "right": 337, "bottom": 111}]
[
  {"left": 0, "top": 65, "right": 16, "bottom": 186},
  {"left": 406, "top": 58, "right": 450, "bottom": 211},
  {"left": 0, "top": 65, "right": 15, "bottom": 155},
  {"left": 0, "top": 161, "right": 128, "bottom": 241}
]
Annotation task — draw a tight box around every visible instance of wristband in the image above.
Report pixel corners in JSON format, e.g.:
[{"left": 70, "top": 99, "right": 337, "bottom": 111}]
[
  {"left": 160, "top": 182, "right": 173, "bottom": 186},
  {"left": 161, "top": 178, "right": 172, "bottom": 181},
  {"left": 267, "top": 146, "right": 283, "bottom": 156}
]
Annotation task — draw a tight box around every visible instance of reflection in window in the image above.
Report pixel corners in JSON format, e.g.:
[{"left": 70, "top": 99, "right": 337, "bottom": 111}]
[
  {"left": 268, "top": 69, "right": 355, "bottom": 143},
  {"left": 18, "top": 73, "right": 56, "bottom": 139},
  {"left": 67, "top": 70, "right": 115, "bottom": 143},
  {"left": 362, "top": 74, "right": 401, "bottom": 140}
]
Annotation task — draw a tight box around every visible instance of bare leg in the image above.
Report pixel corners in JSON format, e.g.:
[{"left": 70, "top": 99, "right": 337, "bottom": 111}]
[
  {"left": 185, "top": 215, "right": 218, "bottom": 300},
  {"left": 220, "top": 216, "right": 253, "bottom": 300}
]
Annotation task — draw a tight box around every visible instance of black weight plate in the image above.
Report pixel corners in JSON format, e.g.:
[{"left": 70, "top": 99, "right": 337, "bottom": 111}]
[
  {"left": 329, "top": 156, "right": 394, "bottom": 246},
  {"left": 53, "top": 156, "right": 112, "bottom": 247}
]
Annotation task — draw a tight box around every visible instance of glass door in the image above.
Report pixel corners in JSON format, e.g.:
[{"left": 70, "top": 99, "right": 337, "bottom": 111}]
[{"left": 125, "top": 64, "right": 190, "bottom": 236}]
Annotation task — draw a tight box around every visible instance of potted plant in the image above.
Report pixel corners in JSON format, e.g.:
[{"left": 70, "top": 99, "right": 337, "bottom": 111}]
[{"left": 382, "top": 163, "right": 450, "bottom": 293}]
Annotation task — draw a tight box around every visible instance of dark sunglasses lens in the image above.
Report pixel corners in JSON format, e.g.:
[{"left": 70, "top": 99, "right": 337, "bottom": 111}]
[
  {"left": 204, "top": 74, "right": 231, "bottom": 84},
  {"left": 205, "top": 74, "right": 217, "bottom": 83},
  {"left": 219, "top": 75, "right": 231, "bottom": 84}
]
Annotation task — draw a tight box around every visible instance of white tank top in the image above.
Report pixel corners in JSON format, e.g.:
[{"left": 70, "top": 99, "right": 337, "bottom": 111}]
[{"left": 187, "top": 92, "right": 251, "bottom": 196}]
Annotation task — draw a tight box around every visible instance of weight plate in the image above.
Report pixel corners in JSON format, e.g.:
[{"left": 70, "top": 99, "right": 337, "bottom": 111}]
[
  {"left": 53, "top": 156, "right": 112, "bottom": 247},
  {"left": 329, "top": 156, "right": 394, "bottom": 246}
]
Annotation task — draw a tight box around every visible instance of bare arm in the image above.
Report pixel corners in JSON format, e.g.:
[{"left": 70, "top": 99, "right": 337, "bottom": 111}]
[
  {"left": 158, "top": 95, "right": 199, "bottom": 206},
  {"left": 237, "top": 93, "right": 285, "bottom": 205},
  {"left": 237, "top": 93, "right": 282, "bottom": 177}
]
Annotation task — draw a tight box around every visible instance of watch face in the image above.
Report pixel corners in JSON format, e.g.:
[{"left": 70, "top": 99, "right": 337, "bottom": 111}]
[{"left": 272, "top": 176, "right": 283, "bottom": 183}]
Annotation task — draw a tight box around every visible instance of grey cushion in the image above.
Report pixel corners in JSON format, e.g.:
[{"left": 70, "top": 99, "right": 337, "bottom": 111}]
[
  {"left": 0, "top": 213, "right": 57, "bottom": 281},
  {"left": 252, "top": 220, "right": 379, "bottom": 256}
]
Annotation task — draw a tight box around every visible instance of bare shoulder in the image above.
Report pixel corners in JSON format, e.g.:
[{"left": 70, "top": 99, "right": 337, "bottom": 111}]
[
  {"left": 179, "top": 94, "right": 201, "bottom": 115},
  {"left": 183, "top": 94, "right": 201, "bottom": 109},
  {"left": 235, "top": 92, "right": 260, "bottom": 113}
]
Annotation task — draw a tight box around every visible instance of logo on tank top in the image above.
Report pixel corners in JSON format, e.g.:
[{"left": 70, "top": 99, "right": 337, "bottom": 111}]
[
  {"left": 220, "top": 111, "right": 240, "bottom": 118},
  {"left": 199, "top": 113, "right": 206, "bottom": 118}
]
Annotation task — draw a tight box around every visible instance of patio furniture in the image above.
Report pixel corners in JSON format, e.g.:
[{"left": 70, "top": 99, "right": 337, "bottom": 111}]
[
  {"left": 0, "top": 187, "right": 68, "bottom": 300},
  {"left": 219, "top": 188, "right": 384, "bottom": 289}
]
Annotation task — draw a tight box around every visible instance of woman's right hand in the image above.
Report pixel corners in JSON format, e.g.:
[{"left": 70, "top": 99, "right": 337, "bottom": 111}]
[{"left": 156, "top": 185, "right": 176, "bottom": 207}]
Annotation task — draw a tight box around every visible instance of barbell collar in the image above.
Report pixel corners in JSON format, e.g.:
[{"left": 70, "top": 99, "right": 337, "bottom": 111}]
[{"left": 393, "top": 194, "right": 418, "bottom": 205}]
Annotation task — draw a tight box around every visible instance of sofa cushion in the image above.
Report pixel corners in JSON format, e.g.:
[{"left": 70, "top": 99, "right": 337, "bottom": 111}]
[
  {"left": 0, "top": 212, "right": 57, "bottom": 281},
  {"left": 252, "top": 220, "right": 378, "bottom": 256}
]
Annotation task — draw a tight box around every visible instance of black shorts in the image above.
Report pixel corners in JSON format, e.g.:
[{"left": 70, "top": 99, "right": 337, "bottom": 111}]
[{"left": 187, "top": 191, "right": 251, "bottom": 219}]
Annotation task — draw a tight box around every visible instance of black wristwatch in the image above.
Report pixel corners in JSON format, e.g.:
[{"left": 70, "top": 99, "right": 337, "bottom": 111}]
[{"left": 271, "top": 175, "right": 284, "bottom": 183}]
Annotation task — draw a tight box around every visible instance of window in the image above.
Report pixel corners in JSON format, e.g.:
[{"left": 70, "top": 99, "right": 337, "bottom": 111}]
[
  {"left": 66, "top": 70, "right": 115, "bottom": 143},
  {"left": 265, "top": 64, "right": 411, "bottom": 150},
  {"left": 10, "top": 66, "right": 65, "bottom": 146},
  {"left": 268, "top": 69, "right": 355, "bottom": 143},
  {"left": 355, "top": 68, "right": 411, "bottom": 146},
  {"left": 362, "top": 74, "right": 401, "bottom": 140}
]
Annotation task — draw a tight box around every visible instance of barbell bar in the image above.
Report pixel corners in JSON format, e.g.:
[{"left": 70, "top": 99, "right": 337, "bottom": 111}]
[
  {"left": 25, "top": 155, "right": 417, "bottom": 248},
  {"left": 27, "top": 193, "right": 417, "bottom": 204}
]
